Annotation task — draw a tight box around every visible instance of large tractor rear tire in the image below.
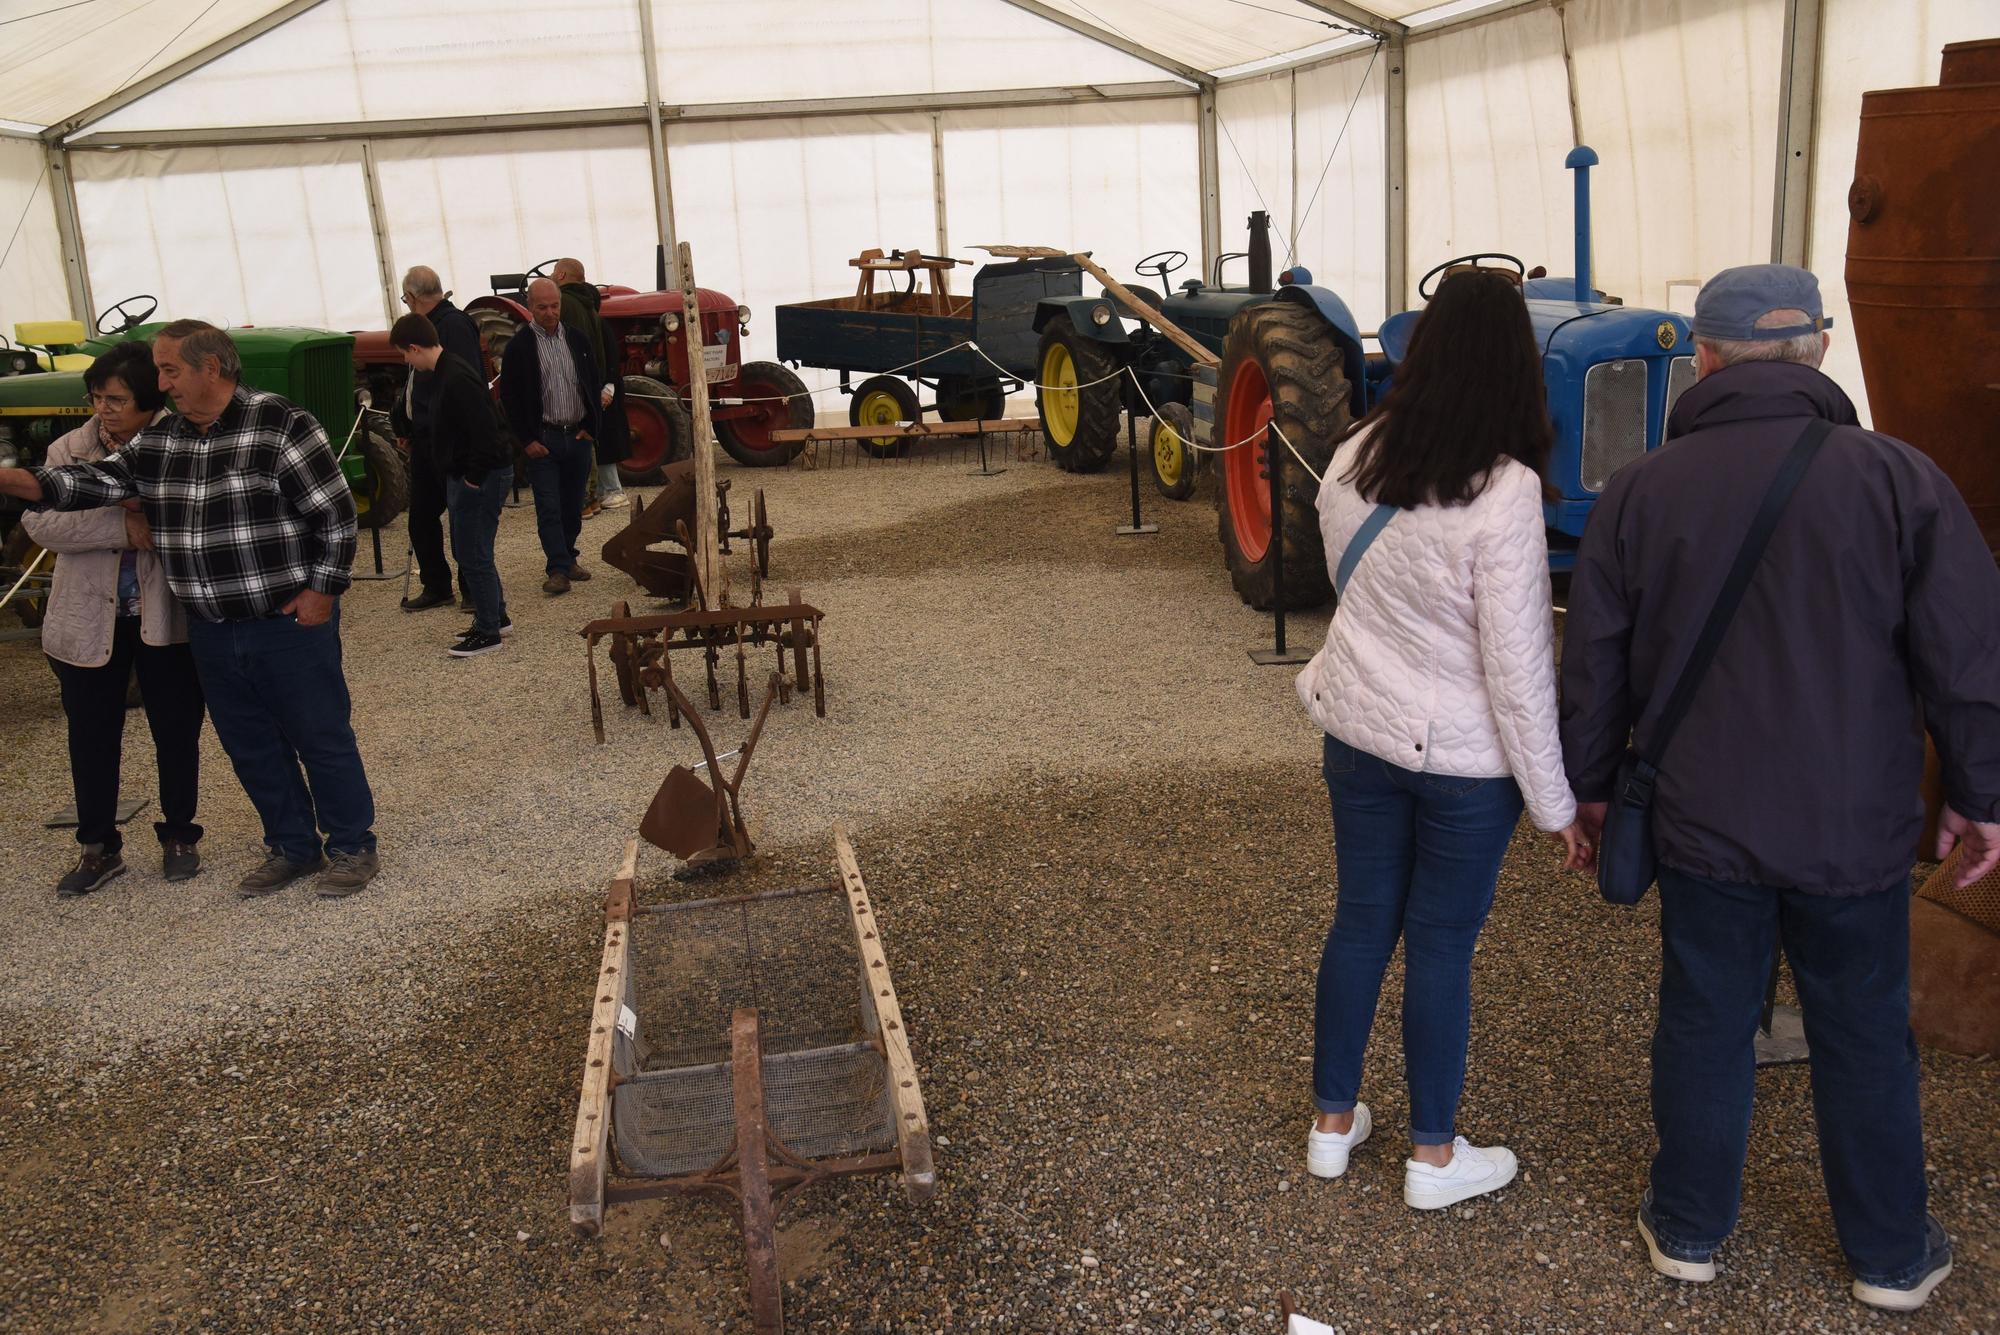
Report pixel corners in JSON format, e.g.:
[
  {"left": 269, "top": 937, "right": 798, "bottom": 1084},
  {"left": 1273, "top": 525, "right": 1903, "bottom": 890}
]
[
  {"left": 1212, "top": 302, "right": 1349, "bottom": 609},
  {"left": 1, "top": 526, "right": 47, "bottom": 629},
  {"left": 619, "top": 374, "right": 691, "bottom": 485},
  {"left": 1035, "top": 316, "right": 1122, "bottom": 472},
  {"left": 354, "top": 418, "right": 409, "bottom": 531},
  {"left": 715, "top": 361, "right": 812, "bottom": 468}
]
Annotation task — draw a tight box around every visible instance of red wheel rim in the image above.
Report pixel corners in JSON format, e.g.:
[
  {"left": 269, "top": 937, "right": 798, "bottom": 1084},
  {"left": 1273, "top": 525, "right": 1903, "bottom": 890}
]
[
  {"left": 725, "top": 375, "right": 795, "bottom": 455},
  {"left": 624, "top": 397, "right": 670, "bottom": 474},
  {"left": 1223, "top": 356, "right": 1275, "bottom": 563}
]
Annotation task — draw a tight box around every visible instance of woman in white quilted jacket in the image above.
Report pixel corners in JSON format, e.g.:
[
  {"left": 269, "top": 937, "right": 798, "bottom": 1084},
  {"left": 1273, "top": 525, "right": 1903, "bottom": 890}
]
[{"left": 1295, "top": 270, "right": 1590, "bottom": 1210}]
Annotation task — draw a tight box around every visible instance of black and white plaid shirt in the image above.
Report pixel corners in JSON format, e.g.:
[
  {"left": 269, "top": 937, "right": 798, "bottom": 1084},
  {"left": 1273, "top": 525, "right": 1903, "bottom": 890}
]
[{"left": 33, "top": 386, "right": 358, "bottom": 622}]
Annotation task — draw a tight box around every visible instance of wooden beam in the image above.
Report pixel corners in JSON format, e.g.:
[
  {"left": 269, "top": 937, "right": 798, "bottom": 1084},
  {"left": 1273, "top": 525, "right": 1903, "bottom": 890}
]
[
  {"left": 771, "top": 417, "right": 1042, "bottom": 444},
  {"left": 1070, "top": 253, "right": 1219, "bottom": 367},
  {"left": 568, "top": 840, "right": 640, "bottom": 1236},
  {"left": 834, "top": 825, "right": 935, "bottom": 1203},
  {"left": 995, "top": 0, "right": 1213, "bottom": 87},
  {"left": 678, "top": 242, "right": 724, "bottom": 607}
]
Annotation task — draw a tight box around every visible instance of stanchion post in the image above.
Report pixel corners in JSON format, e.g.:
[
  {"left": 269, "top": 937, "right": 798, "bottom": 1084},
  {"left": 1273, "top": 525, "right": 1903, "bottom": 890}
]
[
  {"left": 1249, "top": 421, "right": 1309, "bottom": 665},
  {"left": 1115, "top": 409, "right": 1157, "bottom": 537},
  {"left": 348, "top": 518, "right": 410, "bottom": 582}
]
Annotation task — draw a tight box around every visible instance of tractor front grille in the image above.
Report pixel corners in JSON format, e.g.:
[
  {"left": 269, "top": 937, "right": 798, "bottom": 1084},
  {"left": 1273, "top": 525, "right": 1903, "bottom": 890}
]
[
  {"left": 1581, "top": 359, "right": 1648, "bottom": 492},
  {"left": 1664, "top": 355, "right": 1697, "bottom": 421},
  {"left": 291, "top": 344, "right": 356, "bottom": 446}
]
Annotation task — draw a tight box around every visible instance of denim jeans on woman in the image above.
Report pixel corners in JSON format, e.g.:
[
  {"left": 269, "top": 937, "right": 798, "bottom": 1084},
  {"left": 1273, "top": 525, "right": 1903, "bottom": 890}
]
[
  {"left": 1314, "top": 733, "right": 1523, "bottom": 1144},
  {"left": 447, "top": 465, "right": 511, "bottom": 635}
]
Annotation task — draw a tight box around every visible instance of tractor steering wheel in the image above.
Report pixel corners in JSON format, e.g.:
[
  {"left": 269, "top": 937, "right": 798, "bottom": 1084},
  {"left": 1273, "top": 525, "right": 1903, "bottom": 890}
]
[
  {"left": 1135, "top": 250, "right": 1188, "bottom": 281},
  {"left": 94, "top": 294, "right": 158, "bottom": 336},
  {"left": 526, "top": 259, "right": 562, "bottom": 280},
  {"left": 1417, "top": 253, "right": 1526, "bottom": 301}
]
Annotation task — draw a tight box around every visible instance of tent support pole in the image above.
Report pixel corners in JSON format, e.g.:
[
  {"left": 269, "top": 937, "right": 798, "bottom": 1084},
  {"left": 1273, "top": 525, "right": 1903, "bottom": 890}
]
[
  {"left": 42, "top": 144, "right": 93, "bottom": 326},
  {"left": 360, "top": 141, "right": 397, "bottom": 327},
  {"left": 930, "top": 114, "right": 950, "bottom": 259},
  {"left": 636, "top": 0, "right": 680, "bottom": 288},
  {"left": 1770, "top": 0, "right": 1823, "bottom": 266},
  {"left": 1198, "top": 87, "right": 1222, "bottom": 283},
  {"left": 1384, "top": 34, "right": 1408, "bottom": 313}
]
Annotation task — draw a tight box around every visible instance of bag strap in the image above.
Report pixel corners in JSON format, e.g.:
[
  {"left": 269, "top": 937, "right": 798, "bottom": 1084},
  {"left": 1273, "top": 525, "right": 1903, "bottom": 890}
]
[
  {"left": 1335, "top": 502, "right": 1398, "bottom": 599},
  {"left": 1644, "top": 417, "right": 1834, "bottom": 768}
]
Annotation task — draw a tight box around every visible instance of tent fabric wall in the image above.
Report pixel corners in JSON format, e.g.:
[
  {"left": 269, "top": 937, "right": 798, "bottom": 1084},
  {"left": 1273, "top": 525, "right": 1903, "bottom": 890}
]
[
  {"left": 1215, "top": 74, "right": 1296, "bottom": 276},
  {"left": 1810, "top": 0, "right": 1993, "bottom": 425},
  {"left": 1292, "top": 49, "right": 1388, "bottom": 329},
  {"left": 373, "top": 125, "right": 659, "bottom": 318},
  {"left": 0, "top": 138, "right": 71, "bottom": 335},
  {"left": 69, "top": 143, "right": 383, "bottom": 333}
]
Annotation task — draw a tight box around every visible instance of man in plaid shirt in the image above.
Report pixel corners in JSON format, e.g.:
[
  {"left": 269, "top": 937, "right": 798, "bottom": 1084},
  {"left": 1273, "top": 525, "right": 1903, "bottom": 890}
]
[{"left": 0, "top": 321, "right": 382, "bottom": 899}]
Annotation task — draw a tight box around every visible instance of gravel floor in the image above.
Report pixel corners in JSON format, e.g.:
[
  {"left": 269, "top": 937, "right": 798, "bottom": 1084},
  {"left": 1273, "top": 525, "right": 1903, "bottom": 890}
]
[{"left": 0, "top": 449, "right": 1991, "bottom": 1333}]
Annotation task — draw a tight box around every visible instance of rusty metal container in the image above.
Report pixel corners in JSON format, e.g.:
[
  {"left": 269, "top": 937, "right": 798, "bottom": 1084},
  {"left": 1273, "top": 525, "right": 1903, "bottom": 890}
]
[{"left": 1846, "top": 38, "right": 2000, "bottom": 555}]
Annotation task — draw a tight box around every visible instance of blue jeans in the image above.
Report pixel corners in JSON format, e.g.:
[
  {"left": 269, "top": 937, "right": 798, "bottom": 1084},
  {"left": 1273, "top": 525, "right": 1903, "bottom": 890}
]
[
  {"left": 448, "top": 466, "right": 511, "bottom": 634},
  {"left": 185, "top": 606, "right": 376, "bottom": 864},
  {"left": 526, "top": 425, "right": 593, "bottom": 575},
  {"left": 1314, "top": 734, "right": 1524, "bottom": 1143},
  {"left": 1651, "top": 866, "right": 1928, "bottom": 1285}
]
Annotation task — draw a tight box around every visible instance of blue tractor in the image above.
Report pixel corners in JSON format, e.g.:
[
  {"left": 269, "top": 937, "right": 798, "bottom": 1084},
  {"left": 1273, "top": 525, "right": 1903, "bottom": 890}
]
[{"left": 1033, "top": 146, "right": 1696, "bottom": 608}]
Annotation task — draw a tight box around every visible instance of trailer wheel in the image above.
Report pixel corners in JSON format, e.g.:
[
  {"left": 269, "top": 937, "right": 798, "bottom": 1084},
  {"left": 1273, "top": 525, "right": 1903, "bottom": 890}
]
[
  {"left": 1148, "top": 401, "right": 1200, "bottom": 501},
  {"left": 937, "top": 375, "right": 1007, "bottom": 422},
  {"left": 1213, "top": 302, "right": 1347, "bottom": 609},
  {"left": 715, "top": 361, "right": 811, "bottom": 467},
  {"left": 353, "top": 418, "right": 409, "bottom": 531},
  {"left": 619, "top": 375, "right": 691, "bottom": 485},
  {"left": 850, "top": 375, "right": 920, "bottom": 457},
  {"left": 1035, "top": 316, "right": 1121, "bottom": 472}
]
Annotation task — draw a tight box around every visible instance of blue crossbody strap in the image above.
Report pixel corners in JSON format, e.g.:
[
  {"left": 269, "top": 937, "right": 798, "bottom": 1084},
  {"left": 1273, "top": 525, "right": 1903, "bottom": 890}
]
[{"left": 1335, "top": 502, "right": 1398, "bottom": 599}]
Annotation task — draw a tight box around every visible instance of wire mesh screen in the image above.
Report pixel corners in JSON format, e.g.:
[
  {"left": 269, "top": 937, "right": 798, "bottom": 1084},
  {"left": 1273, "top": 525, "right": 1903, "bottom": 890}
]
[
  {"left": 613, "top": 1041, "right": 896, "bottom": 1178},
  {"left": 1918, "top": 848, "right": 2000, "bottom": 932},
  {"left": 626, "top": 885, "right": 868, "bottom": 1071}
]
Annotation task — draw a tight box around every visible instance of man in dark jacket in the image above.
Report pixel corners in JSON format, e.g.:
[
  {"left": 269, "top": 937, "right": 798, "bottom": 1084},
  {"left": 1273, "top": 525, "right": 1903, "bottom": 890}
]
[
  {"left": 1561, "top": 265, "right": 2000, "bottom": 1313},
  {"left": 395, "top": 265, "right": 485, "bottom": 611},
  {"left": 499, "top": 277, "right": 601, "bottom": 595},
  {"left": 392, "top": 312, "right": 511, "bottom": 656},
  {"left": 550, "top": 257, "right": 628, "bottom": 514}
]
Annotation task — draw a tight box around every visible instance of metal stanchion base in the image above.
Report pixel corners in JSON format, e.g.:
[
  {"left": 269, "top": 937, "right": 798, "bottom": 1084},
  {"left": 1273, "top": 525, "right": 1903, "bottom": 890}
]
[
  {"left": 1754, "top": 1004, "right": 1810, "bottom": 1067},
  {"left": 47, "top": 797, "right": 148, "bottom": 828},
  {"left": 1116, "top": 523, "right": 1159, "bottom": 537},
  {"left": 1248, "top": 647, "right": 1311, "bottom": 666},
  {"left": 349, "top": 525, "right": 410, "bottom": 582}
]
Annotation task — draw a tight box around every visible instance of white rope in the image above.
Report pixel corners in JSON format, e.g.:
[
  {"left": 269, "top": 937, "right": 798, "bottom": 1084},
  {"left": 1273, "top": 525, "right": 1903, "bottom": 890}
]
[
  {"left": 963, "top": 340, "right": 1149, "bottom": 395},
  {"left": 1119, "top": 363, "right": 1325, "bottom": 481},
  {"left": 622, "top": 340, "right": 993, "bottom": 406},
  {"left": 0, "top": 545, "right": 49, "bottom": 615}
]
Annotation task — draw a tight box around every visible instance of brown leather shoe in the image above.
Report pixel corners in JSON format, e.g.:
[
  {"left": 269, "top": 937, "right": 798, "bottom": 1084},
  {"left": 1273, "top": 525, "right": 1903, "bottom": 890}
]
[
  {"left": 57, "top": 847, "right": 126, "bottom": 899},
  {"left": 566, "top": 563, "right": 593, "bottom": 582},
  {"left": 162, "top": 841, "right": 201, "bottom": 882},
  {"left": 543, "top": 572, "right": 571, "bottom": 595}
]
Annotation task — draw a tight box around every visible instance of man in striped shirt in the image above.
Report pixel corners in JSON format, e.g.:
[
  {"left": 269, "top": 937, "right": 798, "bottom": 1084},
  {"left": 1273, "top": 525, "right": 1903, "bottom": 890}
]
[
  {"left": 499, "top": 277, "right": 602, "bottom": 595},
  {"left": 0, "top": 321, "right": 382, "bottom": 900}
]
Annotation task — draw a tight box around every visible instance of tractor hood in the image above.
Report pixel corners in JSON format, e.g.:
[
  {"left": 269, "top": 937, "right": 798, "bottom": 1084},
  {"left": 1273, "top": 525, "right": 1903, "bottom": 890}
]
[
  {"left": 601, "top": 287, "right": 741, "bottom": 320},
  {"left": 1528, "top": 301, "right": 1691, "bottom": 364}
]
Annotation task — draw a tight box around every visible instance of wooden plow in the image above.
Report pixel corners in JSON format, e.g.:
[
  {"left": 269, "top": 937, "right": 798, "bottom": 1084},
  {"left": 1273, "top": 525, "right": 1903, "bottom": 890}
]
[{"left": 570, "top": 830, "right": 935, "bottom": 1334}]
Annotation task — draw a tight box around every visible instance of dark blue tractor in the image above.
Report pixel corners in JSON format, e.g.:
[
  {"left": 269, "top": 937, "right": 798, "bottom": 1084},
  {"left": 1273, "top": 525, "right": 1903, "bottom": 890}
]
[{"left": 1033, "top": 146, "right": 1696, "bottom": 608}]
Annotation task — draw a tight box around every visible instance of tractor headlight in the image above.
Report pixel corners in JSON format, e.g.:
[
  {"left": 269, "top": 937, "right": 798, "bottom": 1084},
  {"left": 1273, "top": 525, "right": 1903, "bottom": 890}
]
[
  {"left": 735, "top": 304, "right": 752, "bottom": 328},
  {"left": 662, "top": 313, "right": 682, "bottom": 334},
  {"left": 0, "top": 440, "right": 19, "bottom": 468},
  {"left": 4, "top": 350, "right": 31, "bottom": 376},
  {"left": 1091, "top": 304, "right": 1113, "bottom": 327},
  {"left": 355, "top": 387, "right": 373, "bottom": 410}
]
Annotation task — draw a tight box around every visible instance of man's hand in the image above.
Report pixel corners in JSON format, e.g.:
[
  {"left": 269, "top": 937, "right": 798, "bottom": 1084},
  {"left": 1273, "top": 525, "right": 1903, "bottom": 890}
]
[
  {"left": 1577, "top": 801, "right": 1608, "bottom": 850},
  {"left": 123, "top": 509, "right": 153, "bottom": 551},
  {"left": 524, "top": 440, "right": 550, "bottom": 460},
  {"left": 600, "top": 384, "right": 615, "bottom": 408},
  {"left": 282, "top": 588, "right": 337, "bottom": 627},
  {"left": 1937, "top": 806, "right": 2000, "bottom": 889},
  {"left": 0, "top": 468, "right": 45, "bottom": 503}
]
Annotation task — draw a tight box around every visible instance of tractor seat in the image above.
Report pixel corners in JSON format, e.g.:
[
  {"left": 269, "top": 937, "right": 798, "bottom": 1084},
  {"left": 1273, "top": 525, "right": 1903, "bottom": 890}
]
[
  {"left": 16, "top": 319, "right": 87, "bottom": 347},
  {"left": 1377, "top": 309, "right": 1421, "bottom": 366},
  {"left": 42, "top": 353, "right": 94, "bottom": 373}
]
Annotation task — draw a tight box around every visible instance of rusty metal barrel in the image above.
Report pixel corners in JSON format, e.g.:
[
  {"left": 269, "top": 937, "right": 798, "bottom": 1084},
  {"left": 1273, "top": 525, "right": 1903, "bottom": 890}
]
[{"left": 1846, "top": 38, "right": 2000, "bottom": 556}]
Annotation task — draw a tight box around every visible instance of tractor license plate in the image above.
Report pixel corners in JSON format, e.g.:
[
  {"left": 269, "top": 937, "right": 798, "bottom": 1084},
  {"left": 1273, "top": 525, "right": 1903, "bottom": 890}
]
[{"left": 702, "top": 345, "right": 735, "bottom": 383}]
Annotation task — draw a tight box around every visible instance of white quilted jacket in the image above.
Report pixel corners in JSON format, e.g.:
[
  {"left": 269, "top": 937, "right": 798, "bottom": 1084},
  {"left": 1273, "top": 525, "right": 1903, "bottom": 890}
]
[{"left": 1295, "top": 427, "right": 1577, "bottom": 833}]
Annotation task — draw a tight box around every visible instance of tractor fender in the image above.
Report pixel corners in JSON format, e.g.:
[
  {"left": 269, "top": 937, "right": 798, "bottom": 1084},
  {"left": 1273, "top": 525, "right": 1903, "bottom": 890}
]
[
  {"left": 1271, "top": 285, "right": 1367, "bottom": 419},
  {"left": 1032, "top": 296, "right": 1132, "bottom": 344}
]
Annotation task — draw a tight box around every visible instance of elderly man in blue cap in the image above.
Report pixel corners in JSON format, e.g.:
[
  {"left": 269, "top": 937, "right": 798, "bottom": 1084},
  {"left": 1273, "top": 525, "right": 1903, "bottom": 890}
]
[{"left": 1560, "top": 264, "right": 2000, "bottom": 1312}]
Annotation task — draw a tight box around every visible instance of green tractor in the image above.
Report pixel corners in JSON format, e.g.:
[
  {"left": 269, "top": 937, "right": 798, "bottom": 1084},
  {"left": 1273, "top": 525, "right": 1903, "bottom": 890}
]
[{"left": 0, "top": 302, "right": 405, "bottom": 627}]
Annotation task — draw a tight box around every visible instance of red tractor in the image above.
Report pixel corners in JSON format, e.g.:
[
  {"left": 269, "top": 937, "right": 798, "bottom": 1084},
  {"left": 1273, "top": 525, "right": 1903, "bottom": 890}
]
[{"left": 351, "top": 258, "right": 812, "bottom": 483}]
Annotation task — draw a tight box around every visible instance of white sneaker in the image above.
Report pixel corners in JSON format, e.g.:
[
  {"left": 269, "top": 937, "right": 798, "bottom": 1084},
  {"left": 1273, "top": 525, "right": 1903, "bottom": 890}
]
[
  {"left": 600, "top": 491, "right": 630, "bottom": 510},
  {"left": 1403, "top": 1137, "right": 1518, "bottom": 1210},
  {"left": 1306, "top": 1103, "right": 1372, "bottom": 1179}
]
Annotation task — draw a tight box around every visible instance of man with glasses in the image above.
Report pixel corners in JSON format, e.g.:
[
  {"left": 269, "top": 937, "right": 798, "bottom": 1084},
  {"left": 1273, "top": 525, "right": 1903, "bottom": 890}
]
[{"left": 395, "top": 266, "right": 485, "bottom": 612}]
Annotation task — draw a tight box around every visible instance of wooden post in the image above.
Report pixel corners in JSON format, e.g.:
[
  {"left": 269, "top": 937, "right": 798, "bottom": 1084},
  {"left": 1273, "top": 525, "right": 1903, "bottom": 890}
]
[
  {"left": 678, "top": 241, "right": 726, "bottom": 606},
  {"left": 568, "top": 840, "right": 639, "bottom": 1236}
]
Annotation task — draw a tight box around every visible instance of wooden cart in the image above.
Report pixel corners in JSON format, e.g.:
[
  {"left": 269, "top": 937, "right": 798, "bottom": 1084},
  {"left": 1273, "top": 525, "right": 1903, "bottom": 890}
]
[{"left": 569, "top": 829, "right": 934, "bottom": 1333}]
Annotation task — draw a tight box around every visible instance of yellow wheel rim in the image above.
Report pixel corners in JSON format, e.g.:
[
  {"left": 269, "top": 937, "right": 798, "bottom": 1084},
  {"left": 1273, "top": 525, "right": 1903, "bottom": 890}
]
[
  {"left": 1152, "top": 416, "right": 1186, "bottom": 488},
  {"left": 1041, "top": 343, "right": 1078, "bottom": 445},
  {"left": 856, "top": 387, "right": 905, "bottom": 448}
]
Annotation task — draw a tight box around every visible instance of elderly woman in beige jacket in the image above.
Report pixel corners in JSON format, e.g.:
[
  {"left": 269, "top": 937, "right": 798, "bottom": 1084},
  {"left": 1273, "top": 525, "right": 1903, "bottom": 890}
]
[{"left": 22, "top": 341, "right": 206, "bottom": 898}]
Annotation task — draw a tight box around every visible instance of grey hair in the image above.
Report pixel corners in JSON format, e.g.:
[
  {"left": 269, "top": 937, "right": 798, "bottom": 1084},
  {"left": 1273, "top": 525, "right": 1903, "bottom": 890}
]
[
  {"left": 1695, "top": 308, "right": 1825, "bottom": 370},
  {"left": 402, "top": 264, "right": 443, "bottom": 298},
  {"left": 154, "top": 319, "right": 241, "bottom": 381}
]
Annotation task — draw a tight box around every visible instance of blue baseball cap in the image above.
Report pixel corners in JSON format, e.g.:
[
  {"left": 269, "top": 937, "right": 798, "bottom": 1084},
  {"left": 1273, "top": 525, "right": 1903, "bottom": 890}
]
[{"left": 1692, "top": 264, "right": 1833, "bottom": 341}]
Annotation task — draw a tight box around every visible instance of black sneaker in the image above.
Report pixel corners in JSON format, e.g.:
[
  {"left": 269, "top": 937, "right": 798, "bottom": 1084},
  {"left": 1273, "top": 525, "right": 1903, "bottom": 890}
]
[
  {"left": 162, "top": 841, "right": 201, "bottom": 882},
  {"left": 401, "top": 588, "right": 455, "bottom": 612},
  {"left": 463, "top": 613, "right": 514, "bottom": 636},
  {"left": 57, "top": 847, "right": 126, "bottom": 898},
  {"left": 450, "top": 629, "right": 505, "bottom": 658},
  {"left": 1637, "top": 1191, "right": 1717, "bottom": 1282},
  {"left": 1853, "top": 1214, "right": 1953, "bottom": 1312}
]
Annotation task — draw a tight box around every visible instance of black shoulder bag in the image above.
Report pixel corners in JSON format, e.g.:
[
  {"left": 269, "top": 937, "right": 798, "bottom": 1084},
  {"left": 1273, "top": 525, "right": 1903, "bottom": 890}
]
[{"left": 1596, "top": 418, "right": 1833, "bottom": 905}]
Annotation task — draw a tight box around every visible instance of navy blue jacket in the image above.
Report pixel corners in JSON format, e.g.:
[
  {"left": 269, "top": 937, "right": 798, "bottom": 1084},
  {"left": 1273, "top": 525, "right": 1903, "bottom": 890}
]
[
  {"left": 1561, "top": 359, "right": 2000, "bottom": 895},
  {"left": 498, "top": 320, "right": 602, "bottom": 444}
]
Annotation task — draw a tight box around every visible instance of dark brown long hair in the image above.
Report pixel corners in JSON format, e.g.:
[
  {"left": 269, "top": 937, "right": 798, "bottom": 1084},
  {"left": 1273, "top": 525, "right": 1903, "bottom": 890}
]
[{"left": 1341, "top": 270, "right": 1552, "bottom": 508}]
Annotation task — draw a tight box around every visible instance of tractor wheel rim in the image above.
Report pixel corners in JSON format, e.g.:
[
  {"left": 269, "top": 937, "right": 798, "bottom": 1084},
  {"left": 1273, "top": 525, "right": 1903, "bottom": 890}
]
[
  {"left": 626, "top": 399, "right": 669, "bottom": 473},
  {"left": 857, "top": 388, "right": 904, "bottom": 448},
  {"left": 1042, "top": 344, "right": 1078, "bottom": 445},
  {"left": 1223, "top": 357, "right": 1275, "bottom": 563},
  {"left": 1152, "top": 417, "right": 1185, "bottom": 487},
  {"left": 729, "top": 376, "right": 790, "bottom": 453}
]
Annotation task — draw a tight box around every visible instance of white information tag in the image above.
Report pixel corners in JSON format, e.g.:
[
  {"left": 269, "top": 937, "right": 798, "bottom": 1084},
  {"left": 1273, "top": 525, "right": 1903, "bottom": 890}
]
[{"left": 616, "top": 1004, "right": 638, "bottom": 1039}]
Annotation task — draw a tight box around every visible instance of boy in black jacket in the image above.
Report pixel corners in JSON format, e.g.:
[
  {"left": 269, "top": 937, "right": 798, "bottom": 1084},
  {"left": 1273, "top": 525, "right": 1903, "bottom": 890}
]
[{"left": 391, "top": 313, "right": 513, "bottom": 657}]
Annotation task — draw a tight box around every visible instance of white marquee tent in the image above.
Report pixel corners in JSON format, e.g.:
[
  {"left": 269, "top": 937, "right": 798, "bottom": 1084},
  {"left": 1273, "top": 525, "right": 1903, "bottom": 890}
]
[{"left": 0, "top": 0, "right": 1990, "bottom": 421}]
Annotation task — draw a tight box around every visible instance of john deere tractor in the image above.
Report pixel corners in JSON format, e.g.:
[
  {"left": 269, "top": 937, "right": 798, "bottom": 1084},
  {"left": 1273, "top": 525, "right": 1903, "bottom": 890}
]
[
  {"left": 1034, "top": 145, "right": 1696, "bottom": 609},
  {"left": 0, "top": 303, "right": 404, "bottom": 626}
]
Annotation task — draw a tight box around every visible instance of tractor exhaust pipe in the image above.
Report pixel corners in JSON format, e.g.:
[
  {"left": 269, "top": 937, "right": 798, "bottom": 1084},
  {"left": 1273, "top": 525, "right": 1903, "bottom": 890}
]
[
  {"left": 1247, "top": 210, "right": 1273, "bottom": 294},
  {"left": 656, "top": 244, "right": 668, "bottom": 293},
  {"left": 1565, "top": 145, "right": 1599, "bottom": 304}
]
